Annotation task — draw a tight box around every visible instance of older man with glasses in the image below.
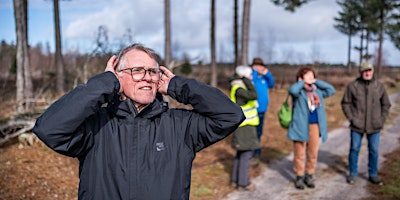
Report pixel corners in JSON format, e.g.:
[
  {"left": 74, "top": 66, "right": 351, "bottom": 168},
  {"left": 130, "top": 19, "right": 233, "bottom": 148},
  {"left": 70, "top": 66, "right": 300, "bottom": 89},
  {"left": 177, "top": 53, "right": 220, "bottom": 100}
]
[
  {"left": 341, "top": 62, "right": 391, "bottom": 186},
  {"left": 33, "top": 43, "right": 245, "bottom": 200}
]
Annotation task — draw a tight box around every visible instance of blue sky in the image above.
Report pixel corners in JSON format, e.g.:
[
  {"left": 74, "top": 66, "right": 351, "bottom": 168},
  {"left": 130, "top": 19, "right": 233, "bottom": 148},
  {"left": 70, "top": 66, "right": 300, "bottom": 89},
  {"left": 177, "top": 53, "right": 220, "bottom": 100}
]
[{"left": 1, "top": 0, "right": 399, "bottom": 66}]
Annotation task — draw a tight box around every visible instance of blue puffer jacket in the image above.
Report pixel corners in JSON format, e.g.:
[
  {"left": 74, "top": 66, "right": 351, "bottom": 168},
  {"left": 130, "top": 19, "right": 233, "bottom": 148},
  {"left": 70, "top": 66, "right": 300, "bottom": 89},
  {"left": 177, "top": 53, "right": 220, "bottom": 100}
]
[
  {"left": 33, "top": 72, "right": 244, "bottom": 200},
  {"left": 286, "top": 79, "right": 336, "bottom": 143},
  {"left": 252, "top": 70, "right": 275, "bottom": 113}
]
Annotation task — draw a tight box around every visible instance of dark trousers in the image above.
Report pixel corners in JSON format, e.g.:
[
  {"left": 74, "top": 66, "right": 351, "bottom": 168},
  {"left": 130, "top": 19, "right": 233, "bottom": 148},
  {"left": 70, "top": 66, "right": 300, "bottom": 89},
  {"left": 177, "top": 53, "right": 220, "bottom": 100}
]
[
  {"left": 231, "top": 150, "right": 254, "bottom": 187},
  {"left": 254, "top": 112, "right": 265, "bottom": 156}
]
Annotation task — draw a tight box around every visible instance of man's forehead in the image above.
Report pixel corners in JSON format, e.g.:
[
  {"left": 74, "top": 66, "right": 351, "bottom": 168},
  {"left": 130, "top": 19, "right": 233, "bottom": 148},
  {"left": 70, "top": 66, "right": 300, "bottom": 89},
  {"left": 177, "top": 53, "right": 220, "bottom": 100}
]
[{"left": 124, "top": 50, "right": 157, "bottom": 65}]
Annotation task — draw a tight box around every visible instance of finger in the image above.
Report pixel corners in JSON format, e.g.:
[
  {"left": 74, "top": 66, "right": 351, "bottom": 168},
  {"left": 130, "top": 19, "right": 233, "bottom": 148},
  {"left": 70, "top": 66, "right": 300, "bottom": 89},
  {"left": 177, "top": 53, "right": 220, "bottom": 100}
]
[
  {"left": 160, "top": 66, "right": 173, "bottom": 78},
  {"left": 105, "top": 55, "right": 118, "bottom": 72}
]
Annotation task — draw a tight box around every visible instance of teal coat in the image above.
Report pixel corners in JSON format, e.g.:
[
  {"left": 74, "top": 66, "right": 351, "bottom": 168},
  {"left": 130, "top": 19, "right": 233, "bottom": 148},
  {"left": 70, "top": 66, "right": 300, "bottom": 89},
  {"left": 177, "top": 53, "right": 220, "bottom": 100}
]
[{"left": 287, "top": 79, "right": 336, "bottom": 143}]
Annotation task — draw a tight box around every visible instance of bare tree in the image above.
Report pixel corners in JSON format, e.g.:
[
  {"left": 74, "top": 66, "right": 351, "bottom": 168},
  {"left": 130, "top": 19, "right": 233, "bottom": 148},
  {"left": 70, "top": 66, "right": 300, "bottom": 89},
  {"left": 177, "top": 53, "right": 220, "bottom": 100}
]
[
  {"left": 240, "top": 0, "right": 251, "bottom": 66},
  {"left": 13, "top": 0, "right": 33, "bottom": 113},
  {"left": 210, "top": 0, "right": 217, "bottom": 87},
  {"left": 234, "top": 0, "right": 239, "bottom": 68},
  {"left": 164, "top": 0, "right": 172, "bottom": 68},
  {"left": 53, "top": 0, "right": 65, "bottom": 94}
]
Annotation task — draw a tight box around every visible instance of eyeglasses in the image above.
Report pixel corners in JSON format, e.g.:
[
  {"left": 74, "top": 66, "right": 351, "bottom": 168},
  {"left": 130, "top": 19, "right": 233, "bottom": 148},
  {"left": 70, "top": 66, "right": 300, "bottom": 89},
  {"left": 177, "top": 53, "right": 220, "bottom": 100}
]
[{"left": 119, "top": 67, "right": 162, "bottom": 81}]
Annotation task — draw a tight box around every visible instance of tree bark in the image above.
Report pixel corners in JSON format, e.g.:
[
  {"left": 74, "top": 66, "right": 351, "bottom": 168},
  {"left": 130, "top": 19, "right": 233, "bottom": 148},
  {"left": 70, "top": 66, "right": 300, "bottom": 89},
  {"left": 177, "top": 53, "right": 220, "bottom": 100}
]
[
  {"left": 13, "top": 0, "right": 33, "bottom": 113},
  {"left": 347, "top": 31, "right": 352, "bottom": 73},
  {"left": 210, "top": 0, "right": 217, "bottom": 87},
  {"left": 241, "top": 0, "right": 251, "bottom": 66},
  {"left": 54, "top": 0, "right": 65, "bottom": 94},
  {"left": 164, "top": 0, "right": 172, "bottom": 68},
  {"left": 376, "top": 8, "right": 384, "bottom": 79},
  {"left": 234, "top": 0, "right": 239, "bottom": 68}
]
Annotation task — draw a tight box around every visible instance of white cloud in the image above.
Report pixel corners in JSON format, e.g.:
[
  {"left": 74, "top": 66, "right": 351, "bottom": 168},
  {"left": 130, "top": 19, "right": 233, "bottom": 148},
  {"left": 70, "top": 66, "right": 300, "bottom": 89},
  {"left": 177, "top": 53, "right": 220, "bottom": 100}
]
[{"left": 1, "top": 0, "right": 399, "bottom": 65}]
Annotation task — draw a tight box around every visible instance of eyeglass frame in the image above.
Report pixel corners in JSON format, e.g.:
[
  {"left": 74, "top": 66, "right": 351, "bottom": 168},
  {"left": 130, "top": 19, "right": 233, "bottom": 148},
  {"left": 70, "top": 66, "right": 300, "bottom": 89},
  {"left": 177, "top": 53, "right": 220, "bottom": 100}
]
[{"left": 118, "top": 66, "right": 163, "bottom": 81}]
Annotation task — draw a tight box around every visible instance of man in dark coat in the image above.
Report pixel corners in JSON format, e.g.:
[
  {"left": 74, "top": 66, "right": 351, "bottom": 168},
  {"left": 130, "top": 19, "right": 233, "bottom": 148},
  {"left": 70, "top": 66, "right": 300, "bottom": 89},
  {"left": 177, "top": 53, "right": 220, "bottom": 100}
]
[
  {"left": 33, "top": 43, "right": 244, "bottom": 200},
  {"left": 341, "top": 62, "right": 391, "bottom": 186}
]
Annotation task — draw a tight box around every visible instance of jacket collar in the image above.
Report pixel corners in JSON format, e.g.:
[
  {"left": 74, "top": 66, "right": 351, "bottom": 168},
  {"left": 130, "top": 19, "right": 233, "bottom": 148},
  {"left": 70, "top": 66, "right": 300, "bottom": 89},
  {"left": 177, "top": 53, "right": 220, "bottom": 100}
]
[{"left": 108, "top": 95, "right": 168, "bottom": 119}]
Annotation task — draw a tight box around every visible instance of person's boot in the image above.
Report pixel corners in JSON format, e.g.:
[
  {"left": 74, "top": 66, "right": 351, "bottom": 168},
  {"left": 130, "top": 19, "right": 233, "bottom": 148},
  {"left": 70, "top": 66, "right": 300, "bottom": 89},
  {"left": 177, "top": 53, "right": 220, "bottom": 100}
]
[
  {"left": 294, "top": 176, "right": 305, "bottom": 190},
  {"left": 346, "top": 175, "right": 356, "bottom": 185},
  {"left": 368, "top": 176, "right": 383, "bottom": 185},
  {"left": 304, "top": 174, "right": 315, "bottom": 188}
]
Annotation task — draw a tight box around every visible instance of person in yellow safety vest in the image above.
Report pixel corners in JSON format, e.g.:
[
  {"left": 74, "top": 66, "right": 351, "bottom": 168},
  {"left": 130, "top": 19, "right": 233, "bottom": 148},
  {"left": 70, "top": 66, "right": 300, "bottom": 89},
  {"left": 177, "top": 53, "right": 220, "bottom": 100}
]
[{"left": 229, "top": 65, "right": 260, "bottom": 191}]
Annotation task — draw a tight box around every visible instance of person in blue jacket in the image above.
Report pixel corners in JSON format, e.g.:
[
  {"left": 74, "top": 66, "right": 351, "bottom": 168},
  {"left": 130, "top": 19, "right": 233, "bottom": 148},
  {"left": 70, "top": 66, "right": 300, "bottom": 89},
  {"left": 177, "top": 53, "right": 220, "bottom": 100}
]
[
  {"left": 251, "top": 57, "right": 275, "bottom": 163},
  {"left": 287, "top": 67, "right": 336, "bottom": 190},
  {"left": 33, "top": 43, "right": 245, "bottom": 200}
]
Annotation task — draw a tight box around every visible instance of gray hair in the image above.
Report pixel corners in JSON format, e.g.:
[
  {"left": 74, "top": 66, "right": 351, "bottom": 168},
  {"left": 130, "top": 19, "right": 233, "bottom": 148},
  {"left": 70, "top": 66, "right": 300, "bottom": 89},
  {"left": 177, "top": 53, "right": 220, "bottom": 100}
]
[{"left": 116, "top": 43, "right": 161, "bottom": 71}]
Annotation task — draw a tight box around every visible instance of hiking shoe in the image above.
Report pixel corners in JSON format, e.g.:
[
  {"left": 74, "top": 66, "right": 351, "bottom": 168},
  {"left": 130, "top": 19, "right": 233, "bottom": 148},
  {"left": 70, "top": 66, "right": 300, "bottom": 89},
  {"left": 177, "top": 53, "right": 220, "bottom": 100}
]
[
  {"left": 304, "top": 174, "right": 315, "bottom": 188},
  {"left": 346, "top": 175, "right": 355, "bottom": 185},
  {"left": 294, "top": 176, "right": 305, "bottom": 190},
  {"left": 238, "top": 183, "right": 256, "bottom": 191},
  {"left": 368, "top": 176, "right": 383, "bottom": 185}
]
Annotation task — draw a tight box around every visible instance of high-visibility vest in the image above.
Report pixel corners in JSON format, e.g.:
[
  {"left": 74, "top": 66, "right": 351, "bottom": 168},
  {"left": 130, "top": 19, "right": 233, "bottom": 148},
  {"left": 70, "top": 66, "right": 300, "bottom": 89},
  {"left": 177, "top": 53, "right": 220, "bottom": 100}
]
[{"left": 230, "top": 85, "right": 260, "bottom": 127}]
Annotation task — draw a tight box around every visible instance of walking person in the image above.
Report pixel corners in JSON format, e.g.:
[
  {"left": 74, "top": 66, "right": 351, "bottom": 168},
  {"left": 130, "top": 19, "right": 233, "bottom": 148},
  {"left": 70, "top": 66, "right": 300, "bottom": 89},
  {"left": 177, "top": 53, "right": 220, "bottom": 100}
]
[
  {"left": 33, "top": 43, "right": 244, "bottom": 200},
  {"left": 341, "top": 62, "right": 391, "bottom": 185},
  {"left": 230, "top": 65, "right": 260, "bottom": 191},
  {"left": 287, "top": 67, "right": 336, "bottom": 189},
  {"left": 251, "top": 57, "right": 275, "bottom": 164}
]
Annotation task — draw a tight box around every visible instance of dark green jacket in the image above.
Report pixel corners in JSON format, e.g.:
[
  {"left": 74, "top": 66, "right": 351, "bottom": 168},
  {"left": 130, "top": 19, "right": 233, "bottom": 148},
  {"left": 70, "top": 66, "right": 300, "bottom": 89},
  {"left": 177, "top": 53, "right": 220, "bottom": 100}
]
[
  {"left": 230, "top": 76, "right": 261, "bottom": 151},
  {"left": 341, "top": 77, "right": 391, "bottom": 134}
]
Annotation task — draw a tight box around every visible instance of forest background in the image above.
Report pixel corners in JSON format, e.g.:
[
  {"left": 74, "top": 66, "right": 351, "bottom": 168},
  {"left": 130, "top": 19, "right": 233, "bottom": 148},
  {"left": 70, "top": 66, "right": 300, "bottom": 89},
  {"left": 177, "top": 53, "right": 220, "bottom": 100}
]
[{"left": 1, "top": 0, "right": 400, "bottom": 199}]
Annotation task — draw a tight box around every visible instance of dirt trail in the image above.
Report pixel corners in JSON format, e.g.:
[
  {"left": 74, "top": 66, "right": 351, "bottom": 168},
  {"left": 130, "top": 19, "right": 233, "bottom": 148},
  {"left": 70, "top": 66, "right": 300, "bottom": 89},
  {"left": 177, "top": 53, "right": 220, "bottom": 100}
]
[{"left": 225, "top": 91, "right": 400, "bottom": 200}]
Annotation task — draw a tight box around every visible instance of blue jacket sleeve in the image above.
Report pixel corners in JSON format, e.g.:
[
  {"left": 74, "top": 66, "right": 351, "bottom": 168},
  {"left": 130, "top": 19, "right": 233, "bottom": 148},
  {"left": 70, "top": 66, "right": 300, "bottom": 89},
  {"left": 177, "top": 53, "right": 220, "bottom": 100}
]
[
  {"left": 264, "top": 71, "right": 275, "bottom": 88},
  {"left": 288, "top": 80, "right": 305, "bottom": 97},
  {"left": 314, "top": 79, "right": 336, "bottom": 98}
]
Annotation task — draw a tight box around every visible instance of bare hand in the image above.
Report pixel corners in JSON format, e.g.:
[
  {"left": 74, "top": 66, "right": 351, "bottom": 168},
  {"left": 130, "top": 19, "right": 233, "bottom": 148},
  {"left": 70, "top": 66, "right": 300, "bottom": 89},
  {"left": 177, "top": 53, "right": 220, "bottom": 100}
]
[
  {"left": 105, "top": 55, "right": 119, "bottom": 75},
  {"left": 105, "top": 55, "right": 122, "bottom": 93},
  {"left": 262, "top": 68, "right": 269, "bottom": 75},
  {"left": 157, "top": 66, "right": 175, "bottom": 95}
]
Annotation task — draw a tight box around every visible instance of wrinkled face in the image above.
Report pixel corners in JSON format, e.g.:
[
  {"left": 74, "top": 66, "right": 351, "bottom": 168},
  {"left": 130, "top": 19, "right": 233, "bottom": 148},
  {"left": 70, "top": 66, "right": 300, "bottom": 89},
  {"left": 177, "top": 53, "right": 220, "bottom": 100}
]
[
  {"left": 361, "top": 69, "right": 374, "bottom": 80},
  {"left": 117, "top": 49, "right": 160, "bottom": 110}
]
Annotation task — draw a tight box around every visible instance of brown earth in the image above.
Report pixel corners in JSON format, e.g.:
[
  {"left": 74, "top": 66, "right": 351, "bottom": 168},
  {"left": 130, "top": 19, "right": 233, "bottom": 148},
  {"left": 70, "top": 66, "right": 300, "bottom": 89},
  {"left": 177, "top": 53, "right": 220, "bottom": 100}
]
[{"left": 0, "top": 81, "right": 398, "bottom": 200}]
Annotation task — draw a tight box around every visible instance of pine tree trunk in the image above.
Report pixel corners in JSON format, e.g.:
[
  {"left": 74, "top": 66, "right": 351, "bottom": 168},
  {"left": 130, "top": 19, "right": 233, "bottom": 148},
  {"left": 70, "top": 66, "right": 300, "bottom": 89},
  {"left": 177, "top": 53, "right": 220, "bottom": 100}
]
[
  {"left": 54, "top": 0, "right": 65, "bottom": 94},
  {"left": 164, "top": 0, "right": 171, "bottom": 68},
  {"left": 241, "top": 0, "right": 251, "bottom": 66},
  {"left": 234, "top": 0, "right": 239, "bottom": 68},
  {"left": 210, "top": 0, "right": 217, "bottom": 87}
]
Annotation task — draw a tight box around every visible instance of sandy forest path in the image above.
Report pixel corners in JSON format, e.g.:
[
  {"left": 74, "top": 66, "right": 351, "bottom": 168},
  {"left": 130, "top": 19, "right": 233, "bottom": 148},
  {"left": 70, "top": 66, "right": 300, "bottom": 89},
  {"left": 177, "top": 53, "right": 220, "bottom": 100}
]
[{"left": 225, "top": 91, "right": 400, "bottom": 200}]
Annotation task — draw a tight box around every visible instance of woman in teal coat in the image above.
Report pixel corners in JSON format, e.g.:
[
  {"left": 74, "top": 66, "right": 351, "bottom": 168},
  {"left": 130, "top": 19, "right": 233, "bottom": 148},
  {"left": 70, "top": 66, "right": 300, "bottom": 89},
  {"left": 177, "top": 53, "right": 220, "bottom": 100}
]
[{"left": 287, "top": 67, "right": 336, "bottom": 190}]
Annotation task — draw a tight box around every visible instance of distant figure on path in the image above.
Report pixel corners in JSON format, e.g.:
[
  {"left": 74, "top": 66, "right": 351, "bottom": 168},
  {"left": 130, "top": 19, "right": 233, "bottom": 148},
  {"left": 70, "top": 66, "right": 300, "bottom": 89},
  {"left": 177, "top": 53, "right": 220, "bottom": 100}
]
[
  {"left": 251, "top": 57, "right": 274, "bottom": 165},
  {"left": 229, "top": 65, "right": 260, "bottom": 191},
  {"left": 341, "top": 62, "right": 391, "bottom": 186},
  {"left": 287, "top": 67, "right": 336, "bottom": 190}
]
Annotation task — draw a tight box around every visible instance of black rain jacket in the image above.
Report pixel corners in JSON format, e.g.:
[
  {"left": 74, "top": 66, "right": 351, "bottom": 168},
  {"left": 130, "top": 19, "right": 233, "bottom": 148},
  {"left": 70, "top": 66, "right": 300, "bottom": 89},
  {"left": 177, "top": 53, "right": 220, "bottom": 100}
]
[{"left": 33, "top": 72, "right": 244, "bottom": 200}]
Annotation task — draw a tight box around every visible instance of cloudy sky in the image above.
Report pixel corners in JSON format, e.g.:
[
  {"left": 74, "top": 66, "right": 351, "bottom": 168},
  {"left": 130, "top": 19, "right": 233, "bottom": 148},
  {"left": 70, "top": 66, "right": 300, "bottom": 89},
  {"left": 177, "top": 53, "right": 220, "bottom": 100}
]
[{"left": 1, "top": 0, "right": 399, "bottom": 66}]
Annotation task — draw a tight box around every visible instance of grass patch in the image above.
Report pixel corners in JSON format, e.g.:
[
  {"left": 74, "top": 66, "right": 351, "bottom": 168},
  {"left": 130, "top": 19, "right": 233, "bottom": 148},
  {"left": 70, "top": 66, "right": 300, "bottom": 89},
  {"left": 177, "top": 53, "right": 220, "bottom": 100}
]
[{"left": 367, "top": 142, "right": 400, "bottom": 199}]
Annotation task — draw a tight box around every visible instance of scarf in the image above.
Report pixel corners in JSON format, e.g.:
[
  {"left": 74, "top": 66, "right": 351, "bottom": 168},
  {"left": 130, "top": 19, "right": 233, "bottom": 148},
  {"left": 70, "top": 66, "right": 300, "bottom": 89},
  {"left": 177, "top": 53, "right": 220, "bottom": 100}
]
[{"left": 304, "top": 84, "right": 320, "bottom": 112}]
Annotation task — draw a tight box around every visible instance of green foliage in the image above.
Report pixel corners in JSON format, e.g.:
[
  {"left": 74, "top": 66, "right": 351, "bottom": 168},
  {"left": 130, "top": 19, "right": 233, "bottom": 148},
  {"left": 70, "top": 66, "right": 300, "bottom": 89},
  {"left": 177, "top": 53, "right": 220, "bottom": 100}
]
[
  {"left": 334, "top": 0, "right": 359, "bottom": 36},
  {"left": 271, "top": 0, "right": 309, "bottom": 12},
  {"left": 386, "top": 1, "right": 400, "bottom": 50},
  {"left": 180, "top": 62, "right": 192, "bottom": 75}
]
